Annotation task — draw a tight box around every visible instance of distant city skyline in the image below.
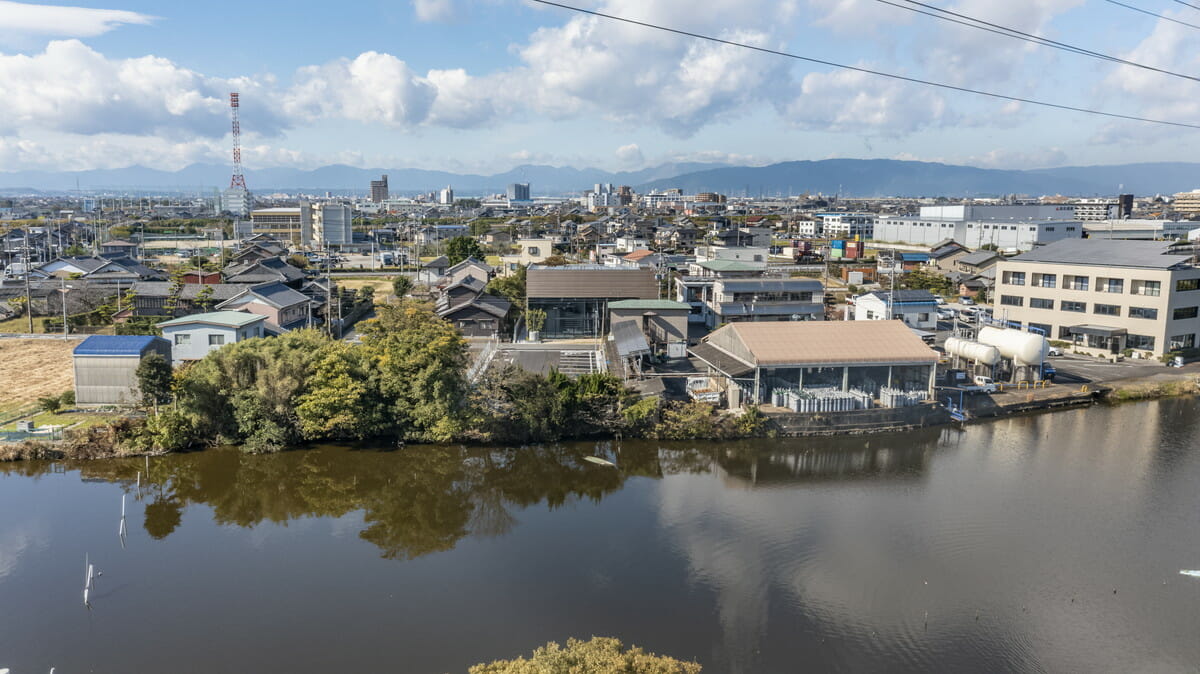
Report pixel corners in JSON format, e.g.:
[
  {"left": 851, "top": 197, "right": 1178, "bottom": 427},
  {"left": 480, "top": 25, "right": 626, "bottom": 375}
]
[{"left": 1, "top": 0, "right": 1198, "bottom": 174}]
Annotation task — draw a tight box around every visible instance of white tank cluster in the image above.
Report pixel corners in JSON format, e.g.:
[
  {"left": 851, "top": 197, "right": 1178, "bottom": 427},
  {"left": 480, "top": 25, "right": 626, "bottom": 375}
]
[
  {"left": 944, "top": 337, "right": 1000, "bottom": 365},
  {"left": 977, "top": 326, "right": 1049, "bottom": 365}
]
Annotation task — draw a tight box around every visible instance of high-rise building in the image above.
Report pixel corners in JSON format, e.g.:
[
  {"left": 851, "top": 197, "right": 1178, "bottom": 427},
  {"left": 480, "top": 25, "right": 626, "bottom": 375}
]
[
  {"left": 370, "top": 175, "right": 389, "bottom": 203},
  {"left": 222, "top": 187, "right": 253, "bottom": 217},
  {"left": 1172, "top": 189, "right": 1200, "bottom": 214},
  {"left": 507, "top": 183, "right": 531, "bottom": 202},
  {"left": 439, "top": 185, "right": 454, "bottom": 205},
  {"left": 618, "top": 185, "right": 633, "bottom": 206}
]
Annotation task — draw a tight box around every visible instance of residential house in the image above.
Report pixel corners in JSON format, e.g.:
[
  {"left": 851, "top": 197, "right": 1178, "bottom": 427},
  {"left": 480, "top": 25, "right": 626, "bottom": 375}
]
[
  {"left": 216, "top": 281, "right": 313, "bottom": 330},
  {"left": 956, "top": 250, "right": 1002, "bottom": 275},
  {"left": 703, "top": 277, "right": 825, "bottom": 327},
  {"left": 37, "top": 257, "right": 167, "bottom": 284},
  {"left": 98, "top": 239, "right": 139, "bottom": 256},
  {"left": 608, "top": 299, "right": 691, "bottom": 355},
  {"left": 436, "top": 257, "right": 493, "bottom": 289},
  {"left": 222, "top": 257, "right": 307, "bottom": 286},
  {"left": 854, "top": 290, "right": 939, "bottom": 330},
  {"left": 418, "top": 255, "right": 450, "bottom": 284},
  {"left": 526, "top": 264, "right": 658, "bottom": 339},
  {"left": 157, "top": 311, "right": 268, "bottom": 365},
  {"left": 499, "top": 238, "right": 555, "bottom": 275},
  {"left": 434, "top": 274, "right": 512, "bottom": 337},
  {"left": 130, "top": 282, "right": 246, "bottom": 317}
]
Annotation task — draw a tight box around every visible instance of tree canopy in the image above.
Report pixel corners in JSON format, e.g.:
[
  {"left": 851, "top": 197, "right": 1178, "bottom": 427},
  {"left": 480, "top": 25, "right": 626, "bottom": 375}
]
[
  {"left": 446, "top": 236, "right": 485, "bottom": 265},
  {"left": 469, "top": 637, "right": 701, "bottom": 674}
]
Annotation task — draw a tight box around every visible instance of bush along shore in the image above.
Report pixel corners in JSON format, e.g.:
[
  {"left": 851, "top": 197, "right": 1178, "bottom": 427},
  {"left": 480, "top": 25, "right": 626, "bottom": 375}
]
[{"left": 2, "top": 301, "right": 770, "bottom": 461}]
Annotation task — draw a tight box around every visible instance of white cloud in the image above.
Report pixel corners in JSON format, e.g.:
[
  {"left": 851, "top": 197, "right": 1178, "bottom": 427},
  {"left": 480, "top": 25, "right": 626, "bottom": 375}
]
[
  {"left": 0, "top": 1, "right": 154, "bottom": 42},
  {"left": 0, "top": 40, "right": 285, "bottom": 138},
  {"left": 283, "top": 51, "right": 437, "bottom": 128},
  {"left": 615, "top": 143, "right": 644, "bottom": 167},
  {"left": 780, "top": 67, "right": 952, "bottom": 134},
  {"left": 413, "top": 0, "right": 458, "bottom": 22}
]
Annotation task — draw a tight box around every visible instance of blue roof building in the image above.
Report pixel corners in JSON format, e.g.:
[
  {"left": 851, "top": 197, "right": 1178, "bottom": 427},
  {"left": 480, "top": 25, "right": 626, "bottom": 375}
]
[{"left": 73, "top": 335, "right": 172, "bottom": 405}]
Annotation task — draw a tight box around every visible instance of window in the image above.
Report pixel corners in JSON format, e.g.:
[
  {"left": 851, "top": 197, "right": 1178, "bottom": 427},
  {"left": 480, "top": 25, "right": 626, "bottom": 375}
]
[
  {"left": 174, "top": 334, "right": 190, "bottom": 345},
  {"left": 1094, "top": 304, "right": 1120, "bottom": 316},
  {"left": 1169, "top": 334, "right": 1196, "bottom": 350},
  {"left": 1127, "top": 334, "right": 1156, "bottom": 351},
  {"left": 1045, "top": 227, "right": 1056, "bottom": 232},
  {"left": 1000, "top": 295, "right": 1024, "bottom": 307},
  {"left": 1028, "top": 322, "right": 1051, "bottom": 336},
  {"left": 1065, "top": 275, "right": 1089, "bottom": 291},
  {"left": 1062, "top": 301, "right": 1086, "bottom": 312},
  {"left": 1097, "top": 278, "right": 1124, "bottom": 293},
  {"left": 1178, "top": 279, "right": 1200, "bottom": 292},
  {"left": 528, "top": 246, "right": 540, "bottom": 256},
  {"left": 209, "top": 334, "right": 225, "bottom": 346},
  {"left": 1133, "top": 280, "right": 1161, "bottom": 297},
  {"left": 1033, "top": 273, "right": 1057, "bottom": 288},
  {"left": 1058, "top": 327, "right": 1074, "bottom": 340},
  {"left": 1030, "top": 298, "right": 1054, "bottom": 309},
  {"left": 1128, "top": 307, "right": 1158, "bottom": 320},
  {"left": 1174, "top": 306, "right": 1199, "bottom": 320},
  {"left": 1003, "top": 271, "right": 1026, "bottom": 286}
]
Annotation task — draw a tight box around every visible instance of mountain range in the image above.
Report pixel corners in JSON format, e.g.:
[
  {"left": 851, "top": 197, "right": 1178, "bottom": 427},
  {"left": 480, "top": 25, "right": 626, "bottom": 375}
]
[{"left": 2, "top": 159, "right": 1198, "bottom": 197}]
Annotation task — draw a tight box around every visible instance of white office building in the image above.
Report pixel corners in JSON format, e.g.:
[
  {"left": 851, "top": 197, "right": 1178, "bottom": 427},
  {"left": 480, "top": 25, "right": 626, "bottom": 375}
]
[{"left": 819, "top": 213, "right": 875, "bottom": 239}]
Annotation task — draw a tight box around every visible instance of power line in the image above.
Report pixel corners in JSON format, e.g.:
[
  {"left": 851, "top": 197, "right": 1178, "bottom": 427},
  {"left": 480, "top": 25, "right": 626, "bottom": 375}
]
[
  {"left": 1168, "top": 0, "right": 1200, "bottom": 11},
  {"left": 1100, "top": 0, "right": 1200, "bottom": 30},
  {"left": 527, "top": 0, "right": 1200, "bottom": 130},
  {"left": 877, "top": 0, "right": 1200, "bottom": 84}
]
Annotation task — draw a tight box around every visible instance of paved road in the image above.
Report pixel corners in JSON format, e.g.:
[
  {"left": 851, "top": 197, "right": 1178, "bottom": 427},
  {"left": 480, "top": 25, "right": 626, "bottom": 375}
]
[{"left": 1048, "top": 353, "right": 1168, "bottom": 384}]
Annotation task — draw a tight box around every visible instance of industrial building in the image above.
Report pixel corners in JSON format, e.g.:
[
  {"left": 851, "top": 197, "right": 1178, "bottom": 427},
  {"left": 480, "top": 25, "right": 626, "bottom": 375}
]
[
  {"left": 689, "top": 321, "right": 938, "bottom": 410},
  {"left": 73, "top": 335, "right": 172, "bottom": 406},
  {"left": 994, "top": 239, "right": 1200, "bottom": 357},
  {"left": 875, "top": 204, "right": 1083, "bottom": 252}
]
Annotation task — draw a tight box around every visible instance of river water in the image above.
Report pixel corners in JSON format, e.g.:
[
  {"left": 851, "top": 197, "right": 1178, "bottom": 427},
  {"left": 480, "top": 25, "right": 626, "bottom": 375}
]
[{"left": 2, "top": 398, "right": 1199, "bottom": 673}]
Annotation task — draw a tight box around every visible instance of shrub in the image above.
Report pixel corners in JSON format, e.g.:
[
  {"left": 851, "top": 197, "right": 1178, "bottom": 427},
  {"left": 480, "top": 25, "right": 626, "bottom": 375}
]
[
  {"left": 59, "top": 390, "right": 75, "bottom": 408},
  {"left": 37, "top": 396, "right": 61, "bottom": 414}
]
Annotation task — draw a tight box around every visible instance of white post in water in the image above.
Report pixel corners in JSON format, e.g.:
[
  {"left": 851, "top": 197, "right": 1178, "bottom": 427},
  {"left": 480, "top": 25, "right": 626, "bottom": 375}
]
[
  {"left": 83, "top": 559, "right": 94, "bottom": 606},
  {"left": 119, "top": 494, "right": 127, "bottom": 540}
]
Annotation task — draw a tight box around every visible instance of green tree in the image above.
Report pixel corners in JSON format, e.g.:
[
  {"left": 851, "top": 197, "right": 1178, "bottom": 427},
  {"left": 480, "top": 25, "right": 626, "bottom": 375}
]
[
  {"left": 37, "top": 395, "right": 61, "bottom": 414},
  {"left": 391, "top": 275, "right": 413, "bottom": 298},
  {"left": 469, "top": 637, "right": 701, "bottom": 674},
  {"left": 194, "top": 285, "right": 215, "bottom": 312},
  {"left": 540, "top": 253, "right": 570, "bottom": 266},
  {"left": 63, "top": 244, "right": 88, "bottom": 256},
  {"left": 286, "top": 254, "right": 310, "bottom": 269},
  {"left": 525, "top": 308, "right": 546, "bottom": 334},
  {"left": 59, "top": 390, "right": 75, "bottom": 408},
  {"left": 486, "top": 266, "right": 526, "bottom": 306},
  {"left": 136, "top": 352, "right": 174, "bottom": 412},
  {"left": 445, "top": 236, "right": 485, "bottom": 265}
]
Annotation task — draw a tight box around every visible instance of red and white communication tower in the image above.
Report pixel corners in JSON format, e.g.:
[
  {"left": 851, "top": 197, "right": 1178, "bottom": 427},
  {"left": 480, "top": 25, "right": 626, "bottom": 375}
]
[{"left": 229, "top": 92, "right": 247, "bottom": 190}]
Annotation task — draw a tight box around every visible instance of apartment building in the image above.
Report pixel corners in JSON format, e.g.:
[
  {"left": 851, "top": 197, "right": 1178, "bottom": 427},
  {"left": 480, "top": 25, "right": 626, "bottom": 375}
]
[{"left": 994, "top": 239, "right": 1200, "bottom": 357}]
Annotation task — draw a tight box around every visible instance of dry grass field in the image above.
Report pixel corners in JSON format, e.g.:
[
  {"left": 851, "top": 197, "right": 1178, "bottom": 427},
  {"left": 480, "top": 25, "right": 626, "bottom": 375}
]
[{"left": 0, "top": 338, "right": 76, "bottom": 415}]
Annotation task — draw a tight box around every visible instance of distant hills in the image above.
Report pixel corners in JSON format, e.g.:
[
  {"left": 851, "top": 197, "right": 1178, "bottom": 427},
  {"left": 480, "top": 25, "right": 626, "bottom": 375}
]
[
  {"left": 2, "top": 158, "right": 1199, "bottom": 197},
  {"left": 638, "top": 159, "right": 1200, "bottom": 198}
]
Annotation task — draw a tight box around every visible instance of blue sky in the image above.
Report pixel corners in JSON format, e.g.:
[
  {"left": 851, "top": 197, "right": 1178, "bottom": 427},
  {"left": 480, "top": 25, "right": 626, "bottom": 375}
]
[{"left": 0, "top": 0, "right": 1197, "bottom": 174}]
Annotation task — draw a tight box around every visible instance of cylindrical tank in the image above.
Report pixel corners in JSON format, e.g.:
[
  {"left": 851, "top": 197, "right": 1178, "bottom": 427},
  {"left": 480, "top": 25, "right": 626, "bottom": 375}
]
[
  {"left": 945, "top": 337, "right": 1001, "bottom": 365},
  {"left": 978, "top": 326, "right": 1048, "bottom": 365}
]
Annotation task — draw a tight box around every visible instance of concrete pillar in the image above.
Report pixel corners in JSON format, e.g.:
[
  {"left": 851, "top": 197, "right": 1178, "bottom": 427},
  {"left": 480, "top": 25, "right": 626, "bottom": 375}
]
[
  {"left": 887, "top": 366, "right": 893, "bottom": 388},
  {"left": 842, "top": 366, "right": 850, "bottom": 391},
  {"left": 927, "top": 364, "right": 937, "bottom": 397}
]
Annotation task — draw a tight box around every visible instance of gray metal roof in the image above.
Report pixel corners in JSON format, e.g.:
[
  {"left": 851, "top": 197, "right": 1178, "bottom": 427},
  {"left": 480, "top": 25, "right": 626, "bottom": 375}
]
[
  {"left": 1010, "top": 239, "right": 1192, "bottom": 269},
  {"left": 958, "top": 250, "right": 1001, "bottom": 266}
]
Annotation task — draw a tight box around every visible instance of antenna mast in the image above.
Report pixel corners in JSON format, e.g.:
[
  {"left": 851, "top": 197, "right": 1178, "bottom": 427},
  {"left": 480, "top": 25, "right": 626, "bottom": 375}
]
[{"left": 229, "top": 93, "right": 246, "bottom": 190}]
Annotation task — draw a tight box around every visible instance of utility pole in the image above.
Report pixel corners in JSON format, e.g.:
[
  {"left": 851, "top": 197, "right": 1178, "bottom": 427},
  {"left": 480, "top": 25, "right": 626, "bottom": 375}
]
[{"left": 23, "top": 231, "right": 33, "bottom": 333}]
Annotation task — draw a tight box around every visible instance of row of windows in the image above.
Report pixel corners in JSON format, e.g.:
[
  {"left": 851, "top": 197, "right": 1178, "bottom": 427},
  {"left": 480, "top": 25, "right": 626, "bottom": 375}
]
[
  {"left": 174, "top": 333, "right": 226, "bottom": 346},
  {"left": 1003, "top": 273, "right": 1200, "bottom": 294},
  {"left": 1001, "top": 296, "right": 1182, "bottom": 320}
]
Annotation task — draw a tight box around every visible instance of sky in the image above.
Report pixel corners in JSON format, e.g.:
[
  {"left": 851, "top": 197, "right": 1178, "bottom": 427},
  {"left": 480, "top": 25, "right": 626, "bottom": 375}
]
[{"left": 0, "top": 0, "right": 1198, "bottom": 175}]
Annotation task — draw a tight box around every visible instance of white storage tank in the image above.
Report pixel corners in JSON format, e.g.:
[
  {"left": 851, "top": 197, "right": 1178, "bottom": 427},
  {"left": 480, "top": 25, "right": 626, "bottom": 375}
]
[
  {"left": 944, "top": 337, "right": 1001, "bottom": 365},
  {"left": 978, "top": 326, "right": 1048, "bottom": 365}
]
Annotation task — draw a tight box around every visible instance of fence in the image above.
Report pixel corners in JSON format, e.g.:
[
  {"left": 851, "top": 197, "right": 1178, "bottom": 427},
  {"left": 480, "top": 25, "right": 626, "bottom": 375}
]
[
  {"left": 0, "top": 427, "right": 63, "bottom": 443},
  {"left": 467, "top": 336, "right": 500, "bottom": 383}
]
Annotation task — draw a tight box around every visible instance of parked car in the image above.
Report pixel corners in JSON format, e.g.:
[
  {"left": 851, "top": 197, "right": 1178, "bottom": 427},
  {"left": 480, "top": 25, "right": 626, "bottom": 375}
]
[
  {"left": 937, "top": 308, "right": 956, "bottom": 320},
  {"left": 962, "top": 375, "right": 998, "bottom": 394},
  {"left": 934, "top": 296, "right": 947, "bottom": 305},
  {"left": 960, "top": 297, "right": 975, "bottom": 306},
  {"left": 1047, "top": 346, "right": 1063, "bottom": 357},
  {"left": 1041, "top": 363, "right": 1057, "bottom": 382}
]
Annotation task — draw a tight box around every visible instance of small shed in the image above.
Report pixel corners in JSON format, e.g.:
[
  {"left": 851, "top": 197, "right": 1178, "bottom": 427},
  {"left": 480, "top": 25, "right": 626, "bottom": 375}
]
[{"left": 73, "top": 335, "right": 172, "bottom": 405}]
